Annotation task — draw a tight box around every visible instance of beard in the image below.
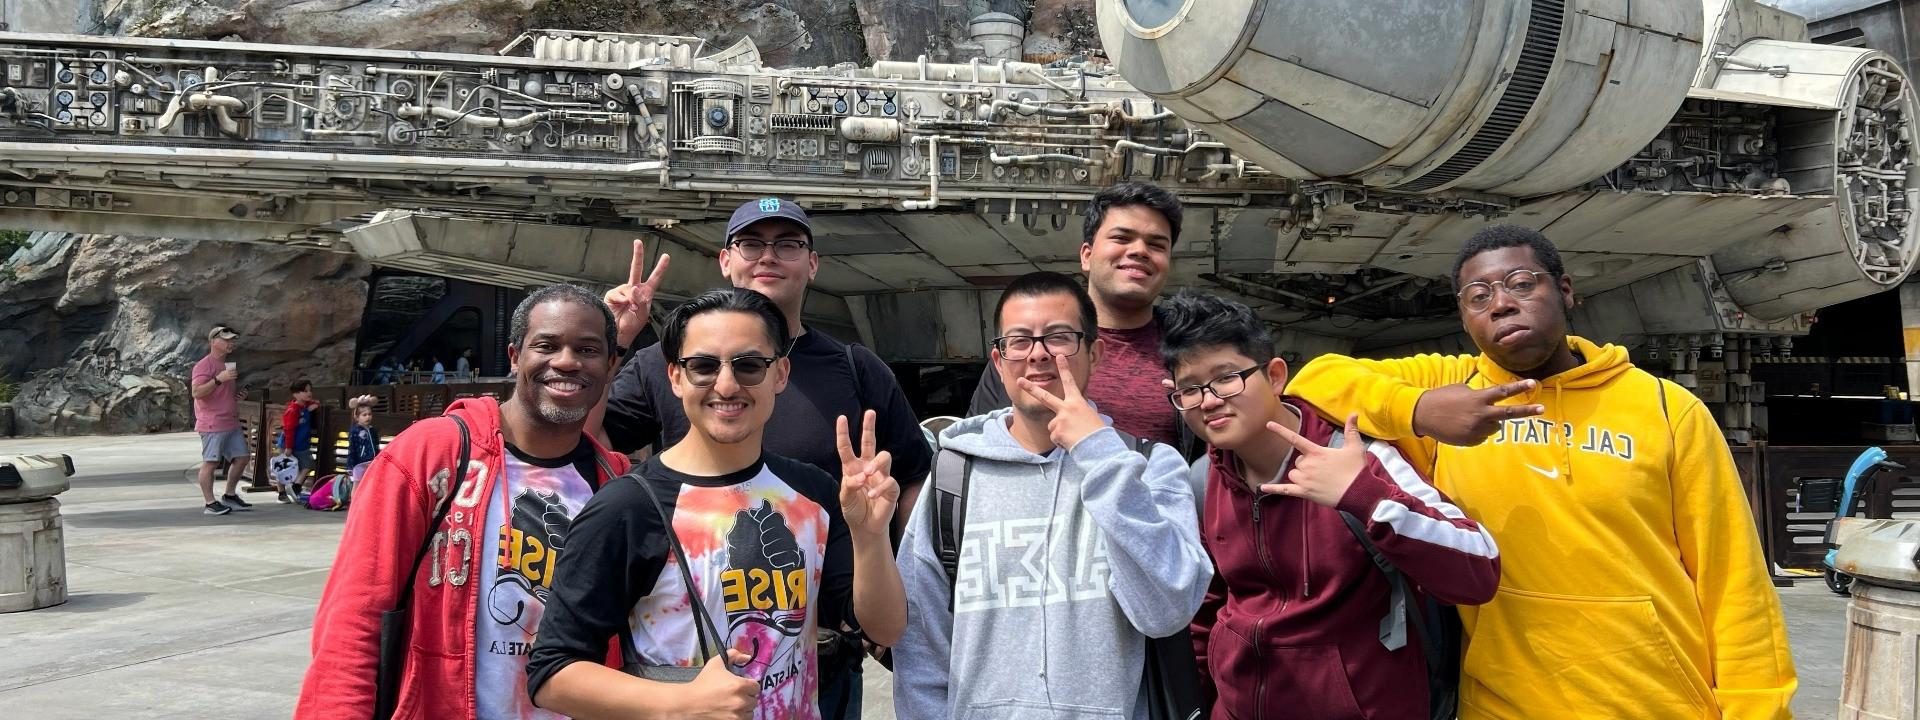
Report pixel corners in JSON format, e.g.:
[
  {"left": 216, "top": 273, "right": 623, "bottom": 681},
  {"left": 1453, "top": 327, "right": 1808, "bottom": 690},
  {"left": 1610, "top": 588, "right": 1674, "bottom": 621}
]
[{"left": 533, "top": 396, "right": 591, "bottom": 426}]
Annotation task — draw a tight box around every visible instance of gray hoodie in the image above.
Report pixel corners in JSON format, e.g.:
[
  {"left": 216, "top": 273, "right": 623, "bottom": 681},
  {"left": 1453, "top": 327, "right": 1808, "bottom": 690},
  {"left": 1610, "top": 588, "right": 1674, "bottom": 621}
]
[{"left": 893, "top": 408, "right": 1212, "bottom": 720}]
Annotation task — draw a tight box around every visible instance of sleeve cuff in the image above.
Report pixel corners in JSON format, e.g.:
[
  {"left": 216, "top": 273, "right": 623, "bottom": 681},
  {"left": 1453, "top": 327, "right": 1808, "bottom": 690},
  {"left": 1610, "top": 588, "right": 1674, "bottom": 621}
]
[
  {"left": 1066, "top": 425, "right": 1126, "bottom": 459},
  {"left": 1389, "top": 385, "right": 1426, "bottom": 439},
  {"left": 1334, "top": 464, "right": 1395, "bottom": 520}
]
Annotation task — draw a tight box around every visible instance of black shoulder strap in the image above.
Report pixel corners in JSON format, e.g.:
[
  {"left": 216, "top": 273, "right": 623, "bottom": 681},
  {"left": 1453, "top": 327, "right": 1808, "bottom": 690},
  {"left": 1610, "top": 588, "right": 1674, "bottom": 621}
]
[
  {"left": 394, "top": 415, "right": 470, "bottom": 611},
  {"left": 1337, "top": 511, "right": 1441, "bottom": 670},
  {"left": 845, "top": 342, "right": 866, "bottom": 413},
  {"left": 934, "top": 428, "right": 1154, "bottom": 610}
]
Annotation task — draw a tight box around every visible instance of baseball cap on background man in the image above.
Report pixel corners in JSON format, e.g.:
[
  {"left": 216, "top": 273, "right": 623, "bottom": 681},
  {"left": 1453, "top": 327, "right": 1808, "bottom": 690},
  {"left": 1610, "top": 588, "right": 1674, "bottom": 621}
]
[
  {"left": 726, "top": 197, "right": 814, "bottom": 243},
  {"left": 208, "top": 325, "right": 238, "bottom": 340}
]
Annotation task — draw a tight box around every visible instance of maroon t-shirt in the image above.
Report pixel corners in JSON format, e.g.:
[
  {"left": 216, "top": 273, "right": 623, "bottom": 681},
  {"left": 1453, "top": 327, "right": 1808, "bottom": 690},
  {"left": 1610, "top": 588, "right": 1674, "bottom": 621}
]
[{"left": 1088, "top": 323, "right": 1179, "bottom": 446}]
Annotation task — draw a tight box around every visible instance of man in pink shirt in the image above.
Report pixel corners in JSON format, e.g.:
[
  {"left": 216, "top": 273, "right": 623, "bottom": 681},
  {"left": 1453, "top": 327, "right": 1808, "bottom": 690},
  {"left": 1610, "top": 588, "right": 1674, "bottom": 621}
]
[{"left": 191, "top": 325, "right": 251, "bottom": 515}]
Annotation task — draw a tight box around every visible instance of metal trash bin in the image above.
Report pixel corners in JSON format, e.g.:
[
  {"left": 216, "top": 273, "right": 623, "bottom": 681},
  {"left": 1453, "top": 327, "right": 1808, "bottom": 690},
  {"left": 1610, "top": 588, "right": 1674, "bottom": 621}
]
[
  {"left": 0, "top": 454, "right": 74, "bottom": 612},
  {"left": 1836, "top": 519, "right": 1920, "bottom": 718}
]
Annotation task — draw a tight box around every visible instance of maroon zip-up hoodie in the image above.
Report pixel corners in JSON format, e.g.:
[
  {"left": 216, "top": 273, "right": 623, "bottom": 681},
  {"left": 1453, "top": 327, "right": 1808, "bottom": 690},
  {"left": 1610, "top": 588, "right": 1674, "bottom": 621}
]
[{"left": 1191, "top": 400, "right": 1500, "bottom": 720}]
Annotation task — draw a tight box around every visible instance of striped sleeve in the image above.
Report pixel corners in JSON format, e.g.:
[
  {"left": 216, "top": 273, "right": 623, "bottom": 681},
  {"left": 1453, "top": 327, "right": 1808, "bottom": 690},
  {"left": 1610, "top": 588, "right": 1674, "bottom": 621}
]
[{"left": 1332, "top": 438, "right": 1500, "bottom": 605}]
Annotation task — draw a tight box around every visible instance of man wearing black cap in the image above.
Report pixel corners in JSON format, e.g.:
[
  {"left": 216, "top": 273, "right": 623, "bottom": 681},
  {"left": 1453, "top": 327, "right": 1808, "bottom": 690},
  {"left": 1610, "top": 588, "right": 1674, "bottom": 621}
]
[{"left": 601, "top": 197, "right": 933, "bottom": 720}]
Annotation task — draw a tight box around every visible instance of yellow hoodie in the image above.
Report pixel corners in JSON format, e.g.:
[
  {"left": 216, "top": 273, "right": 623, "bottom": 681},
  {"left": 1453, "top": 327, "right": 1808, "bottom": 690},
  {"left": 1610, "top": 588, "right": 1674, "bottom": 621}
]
[{"left": 1291, "top": 336, "right": 1795, "bottom": 720}]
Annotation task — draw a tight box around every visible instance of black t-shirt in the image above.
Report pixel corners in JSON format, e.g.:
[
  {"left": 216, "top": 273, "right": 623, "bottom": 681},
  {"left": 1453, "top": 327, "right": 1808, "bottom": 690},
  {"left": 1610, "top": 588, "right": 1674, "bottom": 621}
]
[
  {"left": 525, "top": 454, "right": 853, "bottom": 716},
  {"left": 604, "top": 327, "right": 933, "bottom": 487}
]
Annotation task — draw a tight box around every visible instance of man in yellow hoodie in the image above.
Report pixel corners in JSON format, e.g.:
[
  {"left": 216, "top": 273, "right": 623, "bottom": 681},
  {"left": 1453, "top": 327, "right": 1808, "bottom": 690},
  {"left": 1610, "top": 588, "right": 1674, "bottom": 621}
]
[{"left": 1291, "top": 225, "right": 1795, "bottom": 719}]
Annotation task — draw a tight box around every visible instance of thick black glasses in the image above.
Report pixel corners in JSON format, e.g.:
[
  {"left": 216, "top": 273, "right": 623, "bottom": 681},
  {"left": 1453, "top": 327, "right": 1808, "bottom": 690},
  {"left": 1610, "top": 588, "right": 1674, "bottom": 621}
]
[
  {"left": 1168, "top": 365, "right": 1264, "bottom": 411},
  {"left": 992, "top": 331, "right": 1087, "bottom": 361}
]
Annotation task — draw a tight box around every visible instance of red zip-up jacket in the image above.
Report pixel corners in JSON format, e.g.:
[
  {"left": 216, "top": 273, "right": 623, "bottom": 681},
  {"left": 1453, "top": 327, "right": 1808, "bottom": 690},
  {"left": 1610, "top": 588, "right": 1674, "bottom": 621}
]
[
  {"left": 296, "top": 397, "right": 630, "bottom": 720},
  {"left": 1191, "top": 400, "right": 1500, "bottom": 720}
]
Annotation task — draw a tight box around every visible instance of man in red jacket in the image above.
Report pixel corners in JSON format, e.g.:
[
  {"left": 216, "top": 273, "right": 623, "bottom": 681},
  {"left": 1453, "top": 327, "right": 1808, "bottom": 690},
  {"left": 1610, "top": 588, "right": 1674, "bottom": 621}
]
[
  {"left": 1158, "top": 290, "right": 1501, "bottom": 719},
  {"left": 297, "top": 284, "right": 633, "bottom": 720}
]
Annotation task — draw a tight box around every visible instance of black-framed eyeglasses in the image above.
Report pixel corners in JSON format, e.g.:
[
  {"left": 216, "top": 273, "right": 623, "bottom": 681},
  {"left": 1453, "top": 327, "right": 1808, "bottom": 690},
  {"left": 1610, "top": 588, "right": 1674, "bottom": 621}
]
[
  {"left": 672, "top": 354, "right": 780, "bottom": 387},
  {"left": 1457, "top": 269, "right": 1554, "bottom": 314},
  {"left": 991, "top": 330, "right": 1087, "bottom": 361},
  {"left": 1168, "top": 365, "right": 1264, "bottom": 411},
  {"left": 728, "top": 239, "right": 811, "bottom": 262}
]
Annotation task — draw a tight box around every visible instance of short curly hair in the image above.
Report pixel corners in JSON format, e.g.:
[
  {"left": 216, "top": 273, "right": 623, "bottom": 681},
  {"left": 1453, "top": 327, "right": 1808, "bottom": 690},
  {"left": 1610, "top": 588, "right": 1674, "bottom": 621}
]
[{"left": 1451, "top": 225, "right": 1565, "bottom": 290}]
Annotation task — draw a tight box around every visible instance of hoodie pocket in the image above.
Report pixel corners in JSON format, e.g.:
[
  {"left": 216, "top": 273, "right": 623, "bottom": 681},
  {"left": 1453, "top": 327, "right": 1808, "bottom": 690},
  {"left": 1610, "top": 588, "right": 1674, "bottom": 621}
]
[
  {"left": 1462, "top": 587, "right": 1709, "bottom": 718},
  {"left": 1265, "top": 645, "right": 1367, "bottom": 720}
]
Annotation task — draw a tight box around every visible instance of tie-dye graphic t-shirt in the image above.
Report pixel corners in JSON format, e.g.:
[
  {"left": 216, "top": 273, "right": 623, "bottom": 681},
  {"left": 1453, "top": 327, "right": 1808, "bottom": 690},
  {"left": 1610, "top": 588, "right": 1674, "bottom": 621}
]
[
  {"left": 526, "top": 454, "right": 853, "bottom": 719},
  {"left": 474, "top": 442, "right": 602, "bottom": 720}
]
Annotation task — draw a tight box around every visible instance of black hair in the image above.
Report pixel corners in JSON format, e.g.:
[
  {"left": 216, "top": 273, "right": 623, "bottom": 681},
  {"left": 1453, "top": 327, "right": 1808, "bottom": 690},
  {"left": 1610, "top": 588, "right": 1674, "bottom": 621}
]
[
  {"left": 994, "top": 271, "right": 1100, "bottom": 343},
  {"left": 1084, "top": 182, "right": 1183, "bottom": 246},
  {"left": 659, "top": 287, "right": 790, "bottom": 361},
  {"left": 1158, "top": 289, "right": 1275, "bottom": 373},
  {"left": 289, "top": 379, "right": 312, "bottom": 393},
  {"left": 1451, "top": 224, "right": 1566, "bottom": 290},
  {"left": 509, "top": 284, "right": 618, "bottom": 350}
]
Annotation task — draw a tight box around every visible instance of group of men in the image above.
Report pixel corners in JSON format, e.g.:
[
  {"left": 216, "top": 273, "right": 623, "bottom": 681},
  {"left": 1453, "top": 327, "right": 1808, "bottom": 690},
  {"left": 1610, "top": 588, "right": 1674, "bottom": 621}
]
[{"left": 292, "top": 182, "right": 1796, "bottom": 720}]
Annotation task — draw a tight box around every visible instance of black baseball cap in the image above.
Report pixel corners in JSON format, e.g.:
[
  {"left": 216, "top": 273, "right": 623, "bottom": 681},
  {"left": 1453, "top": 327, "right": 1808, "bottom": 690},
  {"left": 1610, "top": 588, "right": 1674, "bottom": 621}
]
[{"left": 726, "top": 197, "right": 813, "bottom": 244}]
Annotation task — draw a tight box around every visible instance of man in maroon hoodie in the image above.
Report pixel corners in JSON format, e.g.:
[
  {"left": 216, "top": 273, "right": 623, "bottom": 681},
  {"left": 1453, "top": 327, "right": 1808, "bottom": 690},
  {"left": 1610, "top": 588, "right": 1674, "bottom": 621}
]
[
  {"left": 297, "top": 284, "right": 632, "bottom": 720},
  {"left": 1158, "top": 290, "right": 1501, "bottom": 719}
]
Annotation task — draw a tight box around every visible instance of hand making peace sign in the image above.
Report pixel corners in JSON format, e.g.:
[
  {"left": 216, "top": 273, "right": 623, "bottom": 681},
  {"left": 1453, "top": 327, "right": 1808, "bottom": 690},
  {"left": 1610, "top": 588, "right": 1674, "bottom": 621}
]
[
  {"left": 1013, "top": 354, "right": 1108, "bottom": 451},
  {"left": 1260, "top": 413, "right": 1369, "bottom": 508},
  {"left": 604, "top": 239, "right": 672, "bottom": 349},
  {"left": 836, "top": 409, "right": 899, "bottom": 541}
]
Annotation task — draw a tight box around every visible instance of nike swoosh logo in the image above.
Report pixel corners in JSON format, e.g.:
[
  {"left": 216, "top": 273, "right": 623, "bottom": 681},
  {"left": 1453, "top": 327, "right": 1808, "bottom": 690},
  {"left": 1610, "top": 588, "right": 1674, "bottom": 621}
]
[{"left": 1525, "top": 463, "right": 1559, "bottom": 480}]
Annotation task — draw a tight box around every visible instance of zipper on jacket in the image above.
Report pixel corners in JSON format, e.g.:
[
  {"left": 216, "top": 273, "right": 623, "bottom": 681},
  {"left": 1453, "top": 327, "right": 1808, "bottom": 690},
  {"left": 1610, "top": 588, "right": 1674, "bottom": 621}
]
[{"left": 1254, "top": 616, "right": 1267, "bottom": 720}]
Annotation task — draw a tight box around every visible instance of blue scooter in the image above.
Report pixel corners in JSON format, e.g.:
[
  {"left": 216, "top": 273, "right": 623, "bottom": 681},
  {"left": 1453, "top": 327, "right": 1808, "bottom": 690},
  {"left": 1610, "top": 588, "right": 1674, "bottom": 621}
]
[{"left": 1822, "top": 447, "right": 1907, "bottom": 595}]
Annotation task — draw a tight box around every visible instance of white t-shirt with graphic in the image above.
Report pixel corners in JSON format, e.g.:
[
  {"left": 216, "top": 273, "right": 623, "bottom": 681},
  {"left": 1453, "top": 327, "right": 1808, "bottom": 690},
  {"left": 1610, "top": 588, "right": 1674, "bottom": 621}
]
[{"left": 474, "top": 443, "right": 600, "bottom": 719}]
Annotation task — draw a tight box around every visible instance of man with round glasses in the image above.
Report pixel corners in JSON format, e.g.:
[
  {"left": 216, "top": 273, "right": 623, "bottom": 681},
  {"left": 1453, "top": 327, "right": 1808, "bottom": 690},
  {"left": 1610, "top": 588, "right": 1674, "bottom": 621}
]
[
  {"left": 600, "top": 197, "right": 931, "bottom": 717},
  {"left": 1290, "top": 225, "right": 1795, "bottom": 718},
  {"left": 1158, "top": 289, "right": 1497, "bottom": 719}
]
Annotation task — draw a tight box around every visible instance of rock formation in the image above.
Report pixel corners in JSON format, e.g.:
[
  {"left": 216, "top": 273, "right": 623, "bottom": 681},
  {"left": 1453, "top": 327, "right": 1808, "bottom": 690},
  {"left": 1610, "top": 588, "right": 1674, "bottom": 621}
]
[{"left": 0, "top": 233, "right": 369, "bottom": 435}]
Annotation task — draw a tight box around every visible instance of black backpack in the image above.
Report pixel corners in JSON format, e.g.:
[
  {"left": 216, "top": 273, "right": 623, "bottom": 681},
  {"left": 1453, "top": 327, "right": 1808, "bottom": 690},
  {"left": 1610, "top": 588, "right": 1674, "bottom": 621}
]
[{"left": 929, "top": 430, "right": 1205, "bottom": 720}]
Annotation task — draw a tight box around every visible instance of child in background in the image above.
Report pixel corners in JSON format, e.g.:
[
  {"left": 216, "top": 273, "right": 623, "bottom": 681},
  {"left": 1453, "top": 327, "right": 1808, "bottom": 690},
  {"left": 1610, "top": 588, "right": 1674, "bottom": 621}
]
[{"left": 278, "top": 379, "right": 319, "bottom": 502}]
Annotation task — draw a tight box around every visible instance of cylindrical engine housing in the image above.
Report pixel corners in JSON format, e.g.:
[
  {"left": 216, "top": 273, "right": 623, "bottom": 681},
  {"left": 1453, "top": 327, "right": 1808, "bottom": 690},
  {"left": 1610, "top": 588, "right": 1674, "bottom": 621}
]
[{"left": 1096, "top": 0, "right": 1704, "bottom": 197}]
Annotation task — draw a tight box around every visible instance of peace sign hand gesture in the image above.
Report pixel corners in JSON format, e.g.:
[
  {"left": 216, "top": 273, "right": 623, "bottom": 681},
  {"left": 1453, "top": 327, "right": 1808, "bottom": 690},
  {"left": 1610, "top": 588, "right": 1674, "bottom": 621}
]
[
  {"left": 1260, "top": 413, "right": 1370, "bottom": 508},
  {"left": 1013, "top": 355, "right": 1107, "bottom": 451},
  {"left": 836, "top": 410, "right": 898, "bottom": 541},
  {"left": 604, "top": 239, "right": 672, "bottom": 349}
]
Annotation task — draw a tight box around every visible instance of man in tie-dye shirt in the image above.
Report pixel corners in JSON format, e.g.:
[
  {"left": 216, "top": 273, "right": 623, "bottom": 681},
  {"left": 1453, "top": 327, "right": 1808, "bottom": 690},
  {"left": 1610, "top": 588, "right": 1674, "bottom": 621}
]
[{"left": 529, "top": 287, "right": 907, "bottom": 720}]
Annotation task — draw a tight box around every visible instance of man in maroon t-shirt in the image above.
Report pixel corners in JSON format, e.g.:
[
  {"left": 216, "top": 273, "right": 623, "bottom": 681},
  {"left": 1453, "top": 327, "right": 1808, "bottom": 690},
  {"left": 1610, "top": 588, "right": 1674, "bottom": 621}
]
[
  {"left": 969, "top": 182, "right": 1199, "bottom": 457},
  {"left": 191, "top": 325, "right": 251, "bottom": 515}
]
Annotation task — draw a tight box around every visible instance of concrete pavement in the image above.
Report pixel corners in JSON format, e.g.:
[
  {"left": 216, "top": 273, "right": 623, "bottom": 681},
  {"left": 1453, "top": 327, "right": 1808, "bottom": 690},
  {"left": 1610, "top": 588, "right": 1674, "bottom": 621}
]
[{"left": 0, "top": 432, "right": 1848, "bottom": 718}]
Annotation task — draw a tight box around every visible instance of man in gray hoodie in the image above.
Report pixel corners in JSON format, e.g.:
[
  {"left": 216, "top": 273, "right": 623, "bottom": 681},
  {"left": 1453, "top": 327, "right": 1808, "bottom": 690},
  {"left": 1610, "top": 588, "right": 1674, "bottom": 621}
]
[{"left": 893, "top": 271, "right": 1212, "bottom": 720}]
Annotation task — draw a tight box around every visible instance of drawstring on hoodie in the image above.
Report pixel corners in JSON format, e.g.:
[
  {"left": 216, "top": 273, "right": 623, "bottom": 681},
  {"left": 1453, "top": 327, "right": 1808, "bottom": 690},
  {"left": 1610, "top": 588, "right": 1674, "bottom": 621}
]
[{"left": 1556, "top": 382, "right": 1571, "bottom": 481}]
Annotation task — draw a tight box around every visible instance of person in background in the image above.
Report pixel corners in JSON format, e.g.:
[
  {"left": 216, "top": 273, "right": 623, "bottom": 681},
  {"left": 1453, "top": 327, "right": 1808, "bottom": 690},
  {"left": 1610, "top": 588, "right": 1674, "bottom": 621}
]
[
  {"left": 457, "top": 348, "right": 476, "bottom": 380},
  {"left": 279, "top": 379, "right": 320, "bottom": 502},
  {"left": 432, "top": 356, "right": 448, "bottom": 384},
  {"left": 191, "top": 324, "right": 251, "bottom": 515}
]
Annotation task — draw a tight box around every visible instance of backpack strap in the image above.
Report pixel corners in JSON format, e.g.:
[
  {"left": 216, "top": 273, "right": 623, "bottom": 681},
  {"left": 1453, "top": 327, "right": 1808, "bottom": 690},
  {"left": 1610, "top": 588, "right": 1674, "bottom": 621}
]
[
  {"left": 844, "top": 342, "right": 866, "bottom": 414},
  {"left": 931, "top": 447, "right": 972, "bottom": 612},
  {"left": 1337, "top": 511, "right": 1442, "bottom": 671}
]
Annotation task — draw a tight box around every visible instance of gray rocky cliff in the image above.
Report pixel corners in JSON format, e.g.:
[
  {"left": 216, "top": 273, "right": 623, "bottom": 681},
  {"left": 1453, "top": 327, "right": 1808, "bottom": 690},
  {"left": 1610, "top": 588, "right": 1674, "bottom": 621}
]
[{"left": 1, "top": 233, "right": 369, "bottom": 435}]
